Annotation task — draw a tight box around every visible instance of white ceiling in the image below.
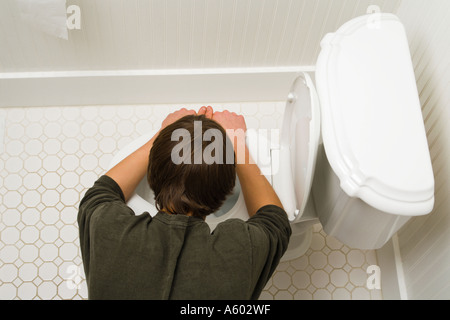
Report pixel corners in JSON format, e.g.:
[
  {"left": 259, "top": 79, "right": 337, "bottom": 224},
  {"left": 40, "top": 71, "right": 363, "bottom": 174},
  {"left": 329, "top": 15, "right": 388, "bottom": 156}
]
[{"left": 0, "top": 0, "right": 402, "bottom": 73}]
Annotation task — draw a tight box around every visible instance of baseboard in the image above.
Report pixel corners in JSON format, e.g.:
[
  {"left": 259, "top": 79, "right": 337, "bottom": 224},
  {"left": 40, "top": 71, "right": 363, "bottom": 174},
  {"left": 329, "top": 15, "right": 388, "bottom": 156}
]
[
  {"left": 376, "top": 234, "right": 408, "bottom": 300},
  {"left": 0, "top": 66, "right": 315, "bottom": 108}
]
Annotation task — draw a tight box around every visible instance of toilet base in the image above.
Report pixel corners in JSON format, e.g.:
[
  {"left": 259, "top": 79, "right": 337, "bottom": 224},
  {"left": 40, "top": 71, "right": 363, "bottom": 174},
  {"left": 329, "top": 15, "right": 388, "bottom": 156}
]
[{"left": 280, "top": 226, "right": 313, "bottom": 262}]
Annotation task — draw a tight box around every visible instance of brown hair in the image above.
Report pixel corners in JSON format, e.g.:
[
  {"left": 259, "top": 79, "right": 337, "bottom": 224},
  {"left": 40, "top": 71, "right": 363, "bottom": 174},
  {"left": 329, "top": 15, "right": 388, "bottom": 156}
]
[{"left": 148, "top": 115, "right": 236, "bottom": 219}]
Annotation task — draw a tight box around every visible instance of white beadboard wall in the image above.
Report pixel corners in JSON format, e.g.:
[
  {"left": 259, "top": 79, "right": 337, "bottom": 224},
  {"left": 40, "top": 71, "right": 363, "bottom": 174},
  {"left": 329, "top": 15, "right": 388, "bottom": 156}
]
[
  {"left": 0, "top": 0, "right": 401, "bottom": 107},
  {"left": 0, "top": 0, "right": 401, "bottom": 72},
  {"left": 392, "top": 0, "right": 450, "bottom": 300}
]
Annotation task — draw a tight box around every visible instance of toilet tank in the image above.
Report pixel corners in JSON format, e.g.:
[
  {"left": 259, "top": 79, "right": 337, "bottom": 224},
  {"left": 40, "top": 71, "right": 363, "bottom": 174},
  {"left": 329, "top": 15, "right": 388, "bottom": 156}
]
[{"left": 313, "top": 14, "right": 435, "bottom": 250}]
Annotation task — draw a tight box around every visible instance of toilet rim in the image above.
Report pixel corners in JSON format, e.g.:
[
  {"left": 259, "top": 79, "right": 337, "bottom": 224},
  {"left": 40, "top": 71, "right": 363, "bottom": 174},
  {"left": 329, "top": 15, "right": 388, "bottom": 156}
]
[
  {"left": 108, "top": 128, "right": 273, "bottom": 225},
  {"left": 108, "top": 130, "right": 158, "bottom": 170}
]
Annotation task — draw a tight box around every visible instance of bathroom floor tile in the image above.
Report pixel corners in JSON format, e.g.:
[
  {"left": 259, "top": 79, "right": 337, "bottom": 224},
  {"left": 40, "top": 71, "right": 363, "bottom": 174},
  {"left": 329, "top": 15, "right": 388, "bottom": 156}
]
[{"left": 0, "top": 103, "right": 382, "bottom": 300}]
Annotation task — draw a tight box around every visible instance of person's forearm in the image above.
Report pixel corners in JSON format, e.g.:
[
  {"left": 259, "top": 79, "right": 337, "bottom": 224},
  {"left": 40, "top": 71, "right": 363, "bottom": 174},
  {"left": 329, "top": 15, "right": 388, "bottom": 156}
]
[
  {"left": 105, "top": 131, "right": 160, "bottom": 202},
  {"left": 236, "top": 143, "right": 284, "bottom": 217}
]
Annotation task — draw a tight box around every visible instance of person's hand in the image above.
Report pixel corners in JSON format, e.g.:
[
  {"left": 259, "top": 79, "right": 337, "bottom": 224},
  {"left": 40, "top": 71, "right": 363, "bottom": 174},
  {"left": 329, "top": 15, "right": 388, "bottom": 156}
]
[
  {"left": 212, "top": 110, "right": 247, "bottom": 151},
  {"left": 160, "top": 108, "right": 197, "bottom": 131},
  {"left": 198, "top": 106, "right": 214, "bottom": 119},
  {"left": 212, "top": 110, "right": 247, "bottom": 134}
]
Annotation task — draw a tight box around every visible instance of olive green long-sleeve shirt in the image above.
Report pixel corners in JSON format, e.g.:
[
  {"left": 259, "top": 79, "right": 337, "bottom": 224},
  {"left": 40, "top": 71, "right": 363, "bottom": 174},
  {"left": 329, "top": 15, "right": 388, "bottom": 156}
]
[{"left": 78, "top": 175, "right": 291, "bottom": 300}]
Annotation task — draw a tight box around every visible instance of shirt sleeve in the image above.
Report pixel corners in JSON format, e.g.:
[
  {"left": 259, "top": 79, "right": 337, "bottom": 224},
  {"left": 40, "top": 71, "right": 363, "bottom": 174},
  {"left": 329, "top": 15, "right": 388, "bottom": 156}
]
[
  {"left": 245, "top": 205, "right": 292, "bottom": 299},
  {"left": 77, "top": 175, "right": 134, "bottom": 278}
]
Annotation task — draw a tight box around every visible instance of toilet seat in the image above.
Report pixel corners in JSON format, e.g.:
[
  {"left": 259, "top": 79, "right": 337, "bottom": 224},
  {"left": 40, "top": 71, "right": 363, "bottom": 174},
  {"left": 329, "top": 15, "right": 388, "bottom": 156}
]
[{"left": 271, "top": 73, "right": 321, "bottom": 223}]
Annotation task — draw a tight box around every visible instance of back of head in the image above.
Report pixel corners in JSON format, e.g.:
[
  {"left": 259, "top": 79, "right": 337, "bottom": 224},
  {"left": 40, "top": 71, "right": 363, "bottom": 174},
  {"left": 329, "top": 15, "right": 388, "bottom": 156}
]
[{"left": 148, "top": 115, "right": 236, "bottom": 219}]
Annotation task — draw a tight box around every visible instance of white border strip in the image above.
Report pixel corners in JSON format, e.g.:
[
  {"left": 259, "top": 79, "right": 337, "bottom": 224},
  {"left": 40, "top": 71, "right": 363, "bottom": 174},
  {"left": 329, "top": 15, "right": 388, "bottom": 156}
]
[
  {"left": 0, "top": 66, "right": 316, "bottom": 79},
  {"left": 0, "top": 66, "right": 316, "bottom": 107},
  {"left": 392, "top": 234, "right": 409, "bottom": 300}
]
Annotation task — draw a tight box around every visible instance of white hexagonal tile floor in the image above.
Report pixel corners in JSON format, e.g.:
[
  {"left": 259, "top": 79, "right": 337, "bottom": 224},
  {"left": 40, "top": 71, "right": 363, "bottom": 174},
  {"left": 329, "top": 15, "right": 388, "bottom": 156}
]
[
  {"left": 260, "top": 224, "right": 382, "bottom": 300},
  {"left": 0, "top": 103, "right": 382, "bottom": 300}
]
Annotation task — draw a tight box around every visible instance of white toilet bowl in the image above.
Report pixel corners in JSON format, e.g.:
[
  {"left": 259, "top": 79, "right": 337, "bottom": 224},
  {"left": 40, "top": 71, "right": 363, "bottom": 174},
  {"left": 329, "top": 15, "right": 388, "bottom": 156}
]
[
  {"left": 109, "top": 13, "right": 435, "bottom": 261},
  {"left": 108, "top": 125, "right": 314, "bottom": 262}
]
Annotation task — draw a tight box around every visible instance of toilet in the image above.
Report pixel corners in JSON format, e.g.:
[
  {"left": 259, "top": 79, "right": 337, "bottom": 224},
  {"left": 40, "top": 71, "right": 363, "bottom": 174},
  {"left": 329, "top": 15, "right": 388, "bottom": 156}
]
[{"left": 108, "top": 13, "right": 435, "bottom": 261}]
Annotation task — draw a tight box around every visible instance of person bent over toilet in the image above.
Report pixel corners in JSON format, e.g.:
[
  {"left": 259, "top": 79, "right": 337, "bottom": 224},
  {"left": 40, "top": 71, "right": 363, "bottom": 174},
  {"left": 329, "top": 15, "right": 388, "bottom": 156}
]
[{"left": 77, "top": 106, "right": 291, "bottom": 300}]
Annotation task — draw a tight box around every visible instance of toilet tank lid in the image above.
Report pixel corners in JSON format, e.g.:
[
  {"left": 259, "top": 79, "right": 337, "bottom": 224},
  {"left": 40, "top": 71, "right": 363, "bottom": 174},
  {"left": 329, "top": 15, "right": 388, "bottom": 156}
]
[{"left": 315, "top": 13, "right": 435, "bottom": 216}]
